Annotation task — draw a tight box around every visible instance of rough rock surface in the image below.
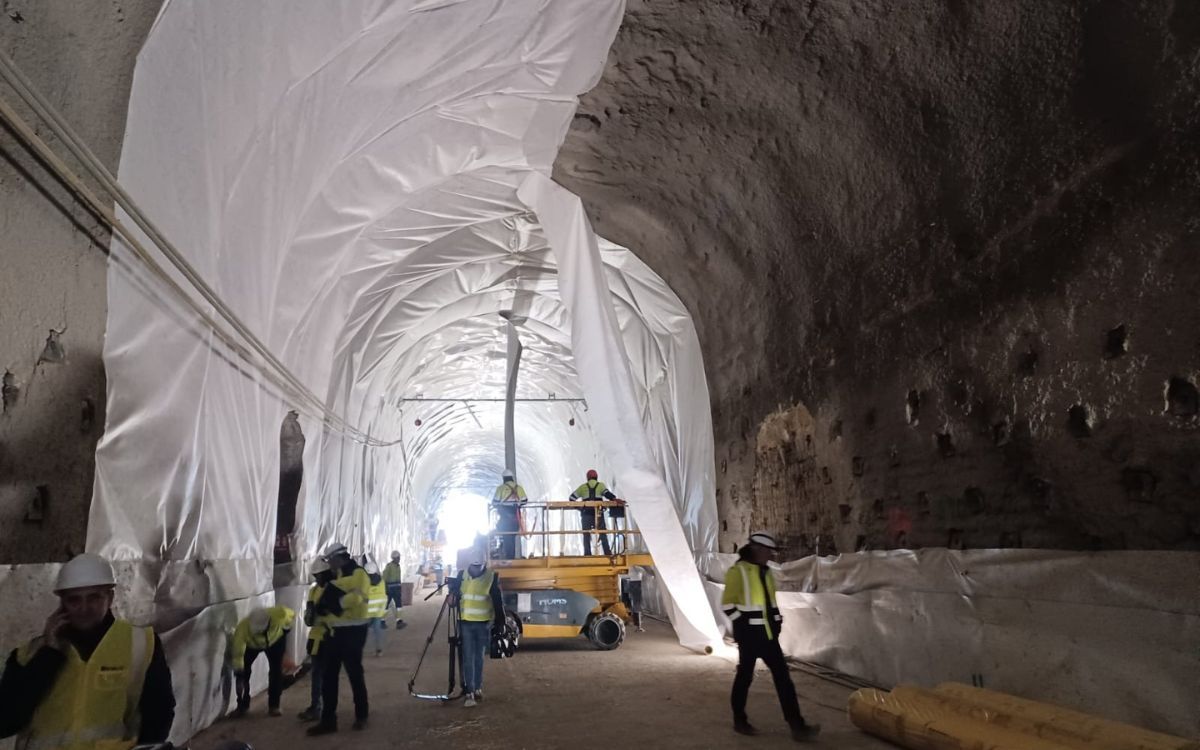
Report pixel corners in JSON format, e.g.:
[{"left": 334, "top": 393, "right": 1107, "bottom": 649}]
[
  {"left": 0, "top": 0, "right": 161, "bottom": 562},
  {"left": 556, "top": 0, "right": 1200, "bottom": 556}
]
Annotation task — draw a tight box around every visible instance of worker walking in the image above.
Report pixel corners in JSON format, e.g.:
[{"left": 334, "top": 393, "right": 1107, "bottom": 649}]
[
  {"left": 383, "top": 551, "right": 407, "bottom": 630},
  {"left": 723, "top": 532, "right": 820, "bottom": 743},
  {"left": 307, "top": 542, "right": 371, "bottom": 735},
  {"left": 361, "top": 555, "right": 388, "bottom": 657},
  {"left": 298, "top": 558, "right": 334, "bottom": 722},
  {"left": 491, "top": 471, "right": 527, "bottom": 559},
  {"left": 569, "top": 469, "right": 618, "bottom": 556},
  {"left": 449, "top": 548, "right": 505, "bottom": 708},
  {"left": 0, "top": 553, "right": 176, "bottom": 745},
  {"left": 232, "top": 604, "right": 296, "bottom": 717}
]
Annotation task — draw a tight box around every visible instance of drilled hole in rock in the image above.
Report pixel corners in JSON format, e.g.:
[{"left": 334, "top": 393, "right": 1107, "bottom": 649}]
[
  {"left": 852, "top": 456, "right": 865, "bottom": 476},
  {"left": 721, "top": 519, "right": 727, "bottom": 532},
  {"left": 964, "top": 486, "right": 986, "bottom": 514},
  {"left": 1121, "top": 467, "right": 1157, "bottom": 502},
  {"left": 917, "top": 491, "right": 930, "bottom": 515},
  {"left": 1165, "top": 377, "right": 1199, "bottom": 418},
  {"left": 2, "top": 371, "right": 18, "bottom": 412},
  {"left": 1017, "top": 348, "right": 1038, "bottom": 376},
  {"left": 947, "top": 528, "right": 964, "bottom": 550},
  {"left": 872, "top": 498, "right": 885, "bottom": 519},
  {"left": 864, "top": 408, "right": 877, "bottom": 429},
  {"left": 855, "top": 535, "right": 868, "bottom": 552},
  {"left": 1067, "top": 404, "right": 1093, "bottom": 438},
  {"left": 820, "top": 466, "right": 833, "bottom": 484},
  {"left": 889, "top": 446, "right": 901, "bottom": 467},
  {"left": 829, "top": 419, "right": 843, "bottom": 441},
  {"left": 936, "top": 432, "right": 956, "bottom": 457},
  {"left": 838, "top": 504, "right": 853, "bottom": 523},
  {"left": 991, "top": 420, "right": 1009, "bottom": 446},
  {"left": 905, "top": 390, "right": 921, "bottom": 425},
  {"left": 1103, "top": 325, "right": 1128, "bottom": 359}
]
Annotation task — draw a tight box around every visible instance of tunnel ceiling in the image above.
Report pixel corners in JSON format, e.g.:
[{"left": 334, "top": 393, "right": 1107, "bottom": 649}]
[{"left": 556, "top": 0, "right": 1200, "bottom": 554}]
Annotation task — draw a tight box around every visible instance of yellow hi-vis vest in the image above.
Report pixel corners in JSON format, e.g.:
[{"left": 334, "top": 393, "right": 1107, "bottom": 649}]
[
  {"left": 492, "top": 481, "right": 526, "bottom": 503},
  {"left": 721, "top": 560, "right": 781, "bottom": 640},
  {"left": 366, "top": 580, "right": 387, "bottom": 619},
  {"left": 327, "top": 567, "right": 371, "bottom": 627},
  {"left": 573, "top": 479, "right": 609, "bottom": 499},
  {"left": 459, "top": 569, "right": 496, "bottom": 622},
  {"left": 232, "top": 606, "right": 295, "bottom": 670},
  {"left": 306, "top": 585, "right": 329, "bottom": 654},
  {"left": 15, "top": 619, "right": 154, "bottom": 750},
  {"left": 382, "top": 562, "right": 403, "bottom": 585}
]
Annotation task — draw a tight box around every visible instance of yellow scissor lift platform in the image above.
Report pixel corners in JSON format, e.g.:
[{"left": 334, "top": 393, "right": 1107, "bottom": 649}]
[{"left": 488, "top": 500, "right": 651, "bottom": 650}]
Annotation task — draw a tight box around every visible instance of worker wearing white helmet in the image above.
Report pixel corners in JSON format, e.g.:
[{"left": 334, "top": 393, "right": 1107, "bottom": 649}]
[
  {"left": 307, "top": 542, "right": 371, "bottom": 734},
  {"left": 0, "top": 552, "right": 176, "bottom": 745},
  {"left": 298, "top": 558, "right": 335, "bottom": 722},
  {"left": 722, "top": 533, "right": 820, "bottom": 743},
  {"left": 382, "top": 551, "right": 407, "bottom": 630},
  {"left": 231, "top": 604, "right": 296, "bottom": 718}
]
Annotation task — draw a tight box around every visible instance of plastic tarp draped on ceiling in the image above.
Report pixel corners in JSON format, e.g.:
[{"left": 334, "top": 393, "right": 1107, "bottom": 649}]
[{"left": 90, "top": 0, "right": 720, "bottom": 736}]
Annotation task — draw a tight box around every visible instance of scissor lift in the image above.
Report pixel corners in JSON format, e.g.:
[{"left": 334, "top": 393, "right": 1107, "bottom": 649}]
[{"left": 488, "top": 500, "right": 652, "bottom": 650}]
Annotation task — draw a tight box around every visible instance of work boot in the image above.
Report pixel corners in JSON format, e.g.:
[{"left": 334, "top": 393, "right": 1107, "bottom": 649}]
[
  {"left": 473, "top": 690, "right": 483, "bottom": 702},
  {"left": 395, "top": 620, "right": 407, "bottom": 630},
  {"left": 297, "top": 706, "right": 320, "bottom": 721},
  {"left": 268, "top": 707, "right": 282, "bottom": 717},
  {"left": 733, "top": 720, "right": 758, "bottom": 736},
  {"left": 306, "top": 723, "right": 337, "bottom": 736},
  {"left": 352, "top": 717, "right": 368, "bottom": 730},
  {"left": 790, "top": 723, "right": 821, "bottom": 743},
  {"left": 464, "top": 694, "right": 477, "bottom": 708}
]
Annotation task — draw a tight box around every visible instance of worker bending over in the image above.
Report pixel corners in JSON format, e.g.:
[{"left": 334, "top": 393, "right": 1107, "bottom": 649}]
[
  {"left": 361, "top": 555, "right": 388, "bottom": 657},
  {"left": 723, "top": 533, "right": 819, "bottom": 743},
  {"left": 450, "top": 548, "right": 505, "bottom": 708},
  {"left": 383, "top": 551, "right": 407, "bottom": 629},
  {"left": 569, "top": 469, "right": 620, "bottom": 556},
  {"left": 299, "top": 558, "right": 334, "bottom": 722},
  {"left": 0, "top": 553, "right": 176, "bottom": 745},
  {"left": 308, "top": 542, "right": 371, "bottom": 734},
  {"left": 491, "top": 471, "right": 527, "bottom": 559},
  {"left": 232, "top": 605, "right": 295, "bottom": 717}
]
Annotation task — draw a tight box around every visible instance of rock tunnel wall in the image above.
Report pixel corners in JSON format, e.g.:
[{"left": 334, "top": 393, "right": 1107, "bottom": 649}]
[
  {"left": 556, "top": 0, "right": 1200, "bottom": 558},
  {"left": 0, "top": 0, "right": 162, "bottom": 564}
]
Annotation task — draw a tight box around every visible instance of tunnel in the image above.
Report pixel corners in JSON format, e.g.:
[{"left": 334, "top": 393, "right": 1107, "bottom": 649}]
[{"left": 0, "top": 0, "right": 1198, "bottom": 747}]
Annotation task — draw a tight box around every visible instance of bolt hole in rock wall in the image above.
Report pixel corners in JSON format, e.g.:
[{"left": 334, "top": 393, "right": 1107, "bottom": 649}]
[{"left": 553, "top": 0, "right": 1200, "bottom": 737}]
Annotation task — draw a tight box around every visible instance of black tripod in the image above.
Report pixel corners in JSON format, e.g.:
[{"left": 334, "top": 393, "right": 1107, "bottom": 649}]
[{"left": 407, "top": 584, "right": 465, "bottom": 702}]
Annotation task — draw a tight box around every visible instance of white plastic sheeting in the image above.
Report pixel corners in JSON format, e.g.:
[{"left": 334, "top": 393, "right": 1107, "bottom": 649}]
[
  {"left": 697, "top": 549, "right": 1200, "bottom": 739},
  {"left": 87, "top": 0, "right": 720, "bottom": 737}
]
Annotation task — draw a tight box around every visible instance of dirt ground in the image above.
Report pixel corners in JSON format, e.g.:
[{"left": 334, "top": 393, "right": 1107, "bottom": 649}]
[{"left": 194, "top": 593, "right": 893, "bottom": 749}]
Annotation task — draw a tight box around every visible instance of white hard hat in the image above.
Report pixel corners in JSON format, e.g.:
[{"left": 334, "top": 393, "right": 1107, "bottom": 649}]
[
  {"left": 247, "top": 608, "right": 271, "bottom": 632},
  {"left": 310, "top": 558, "right": 330, "bottom": 576},
  {"left": 390, "top": 550, "right": 401, "bottom": 560},
  {"left": 748, "top": 531, "right": 779, "bottom": 550},
  {"left": 323, "top": 542, "right": 349, "bottom": 559},
  {"left": 55, "top": 553, "right": 115, "bottom": 593}
]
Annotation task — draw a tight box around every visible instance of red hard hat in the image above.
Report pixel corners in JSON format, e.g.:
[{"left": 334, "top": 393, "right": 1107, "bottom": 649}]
[{"left": 586, "top": 469, "right": 598, "bottom": 480}]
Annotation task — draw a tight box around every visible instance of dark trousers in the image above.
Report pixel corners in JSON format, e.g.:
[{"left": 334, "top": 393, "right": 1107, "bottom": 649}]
[
  {"left": 386, "top": 584, "right": 403, "bottom": 611},
  {"left": 731, "top": 633, "right": 806, "bottom": 728},
  {"left": 237, "top": 635, "right": 287, "bottom": 710},
  {"left": 307, "top": 646, "right": 325, "bottom": 712},
  {"left": 320, "top": 624, "right": 369, "bottom": 726},
  {"left": 581, "top": 511, "right": 611, "bottom": 556},
  {"left": 497, "top": 506, "right": 520, "bottom": 559}
]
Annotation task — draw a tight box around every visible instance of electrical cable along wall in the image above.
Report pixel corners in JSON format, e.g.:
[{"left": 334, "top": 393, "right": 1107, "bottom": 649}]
[{"left": 83, "top": 1, "right": 721, "bottom": 738}]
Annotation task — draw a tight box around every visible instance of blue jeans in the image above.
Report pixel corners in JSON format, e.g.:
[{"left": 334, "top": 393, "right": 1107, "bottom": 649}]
[
  {"left": 459, "top": 620, "right": 490, "bottom": 694},
  {"left": 369, "top": 618, "right": 385, "bottom": 653}
]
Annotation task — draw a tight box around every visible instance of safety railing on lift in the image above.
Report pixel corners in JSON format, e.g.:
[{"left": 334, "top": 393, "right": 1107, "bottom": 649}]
[{"left": 486, "top": 500, "right": 646, "bottom": 559}]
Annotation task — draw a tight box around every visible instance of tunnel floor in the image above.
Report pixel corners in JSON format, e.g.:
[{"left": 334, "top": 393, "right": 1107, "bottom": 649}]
[{"left": 192, "top": 592, "right": 891, "bottom": 749}]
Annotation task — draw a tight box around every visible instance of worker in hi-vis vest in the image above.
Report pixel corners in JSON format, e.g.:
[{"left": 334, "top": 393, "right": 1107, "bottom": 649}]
[
  {"left": 299, "top": 557, "right": 335, "bottom": 722},
  {"left": 569, "top": 469, "right": 622, "bottom": 556},
  {"left": 0, "top": 553, "right": 176, "bottom": 747},
  {"left": 449, "top": 544, "right": 505, "bottom": 708},
  {"left": 491, "top": 471, "right": 527, "bottom": 559},
  {"left": 722, "top": 532, "right": 820, "bottom": 743},
  {"left": 231, "top": 605, "right": 295, "bottom": 718},
  {"left": 308, "top": 542, "right": 372, "bottom": 734},
  {"left": 361, "top": 554, "right": 388, "bottom": 657},
  {"left": 382, "top": 551, "right": 407, "bottom": 630}
]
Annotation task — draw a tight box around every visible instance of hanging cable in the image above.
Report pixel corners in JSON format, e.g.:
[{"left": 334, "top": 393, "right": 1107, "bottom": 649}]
[{"left": 0, "top": 48, "right": 402, "bottom": 447}]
